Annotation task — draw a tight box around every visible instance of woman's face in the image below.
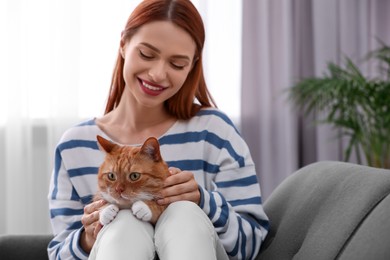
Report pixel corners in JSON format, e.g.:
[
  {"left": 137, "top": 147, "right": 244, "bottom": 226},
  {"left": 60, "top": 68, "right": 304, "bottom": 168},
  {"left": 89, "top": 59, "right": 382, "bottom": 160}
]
[{"left": 121, "top": 21, "right": 196, "bottom": 109}]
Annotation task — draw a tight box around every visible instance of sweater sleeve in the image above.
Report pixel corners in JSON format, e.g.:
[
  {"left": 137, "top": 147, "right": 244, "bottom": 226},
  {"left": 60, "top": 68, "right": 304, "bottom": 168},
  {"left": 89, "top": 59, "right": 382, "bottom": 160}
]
[
  {"left": 198, "top": 177, "right": 268, "bottom": 259},
  {"left": 47, "top": 146, "right": 89, "bottom": 260},
  {"left": 198, "top": 123, "right": 269, "bottom": 259}
]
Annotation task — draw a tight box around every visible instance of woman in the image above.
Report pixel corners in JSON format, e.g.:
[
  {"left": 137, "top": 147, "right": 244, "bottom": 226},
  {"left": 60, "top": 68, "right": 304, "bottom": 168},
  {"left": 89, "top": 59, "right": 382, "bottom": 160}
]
[{"left": 48, "top": 0, "right": 268, "bottom": 259}]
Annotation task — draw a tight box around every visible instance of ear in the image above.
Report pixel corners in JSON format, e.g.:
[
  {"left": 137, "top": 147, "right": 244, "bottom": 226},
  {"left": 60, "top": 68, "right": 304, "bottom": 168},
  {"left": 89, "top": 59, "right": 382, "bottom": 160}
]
[
  {"left": 140, "top": 137, "right": 162, "bottom": 162},
  {"left": 119, "top": 42, "right": 127, "bottom": 59},
  {"left": 192, "top": 56, "right": 199, "bottom": 69},
  {"left": 97, "top": 135, "right": 116, "bottom": 153}
]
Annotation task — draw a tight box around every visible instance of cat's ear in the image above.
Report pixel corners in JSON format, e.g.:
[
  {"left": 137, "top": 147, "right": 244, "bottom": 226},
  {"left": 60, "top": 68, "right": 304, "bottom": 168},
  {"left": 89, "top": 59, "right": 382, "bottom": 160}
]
[
  {"left": 97, "top": 135, "right": 116, "bottom": 153},
  {"left": 140, "top": 137, "right": 162, "bottom": 162}
]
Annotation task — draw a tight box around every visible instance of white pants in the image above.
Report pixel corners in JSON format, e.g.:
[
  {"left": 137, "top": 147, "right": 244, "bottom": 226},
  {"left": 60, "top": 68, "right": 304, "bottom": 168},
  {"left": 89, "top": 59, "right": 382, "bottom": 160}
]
[{"left": 89, "top": 201, "right": 229, "bottom": 260}]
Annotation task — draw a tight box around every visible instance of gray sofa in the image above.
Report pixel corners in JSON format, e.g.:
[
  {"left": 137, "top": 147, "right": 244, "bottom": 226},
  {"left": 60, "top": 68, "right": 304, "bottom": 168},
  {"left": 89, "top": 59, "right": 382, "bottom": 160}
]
[
  {"left": 1, "top": 161, "right": 389, "bottom": 260},
  {"left": 257, "top": 161, "right": 390, "bottom": 260}
]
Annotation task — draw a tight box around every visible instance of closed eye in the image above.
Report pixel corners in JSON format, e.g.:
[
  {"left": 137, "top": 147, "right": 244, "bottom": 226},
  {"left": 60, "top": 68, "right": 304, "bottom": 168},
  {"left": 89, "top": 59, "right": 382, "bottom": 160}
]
[
  {"left": 170, "top": 62, "right": 186, "bottom": 70},
  {"left": 139, "top": 49, "right": 154, "bottom": 60},
  {"left": 139, "top": 47, "right": 187, "bottom": 70}
]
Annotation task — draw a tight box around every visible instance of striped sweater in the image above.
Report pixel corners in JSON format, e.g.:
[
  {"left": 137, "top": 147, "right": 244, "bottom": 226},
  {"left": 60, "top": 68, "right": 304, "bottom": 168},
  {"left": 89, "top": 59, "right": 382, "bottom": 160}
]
[{"left": 48, "top": 108, "right": 269, "bottom": 260}]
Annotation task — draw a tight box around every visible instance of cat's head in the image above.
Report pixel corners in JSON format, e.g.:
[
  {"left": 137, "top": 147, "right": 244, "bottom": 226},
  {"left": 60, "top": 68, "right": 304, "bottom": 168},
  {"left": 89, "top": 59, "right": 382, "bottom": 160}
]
[{"left": 96, "top": 135, "right": 169, "bottom": 208}]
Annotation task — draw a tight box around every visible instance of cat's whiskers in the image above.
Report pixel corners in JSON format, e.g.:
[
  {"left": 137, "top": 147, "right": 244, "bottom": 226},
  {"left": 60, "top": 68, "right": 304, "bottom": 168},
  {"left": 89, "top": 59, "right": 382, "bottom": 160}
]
[
  {"left": 120, "top": 193, "right": 135, "bottom": 202},
  {"left": 100, "top": 192, "right": 118, "bottom": 204},
  {"left": 133, "top": 192, "right": 156, "bottom": 201}
]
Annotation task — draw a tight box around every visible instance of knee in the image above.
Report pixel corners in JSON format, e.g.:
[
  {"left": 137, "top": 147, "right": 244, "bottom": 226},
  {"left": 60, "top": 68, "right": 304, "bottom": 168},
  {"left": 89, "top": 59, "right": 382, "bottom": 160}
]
[
  {"left": 105, "top": 209, "right": 134, "bottom": 230},
  {"left": 164, "top": 201, "right": 207, "bottom": 221},
  {"left": 157, "top": 201, "right": 214, "bottom": 234},
  {"left": 154, "top": 201, "right": 218, "bottom": 256},
  {"left": 92, "top": 210, "right": 155, "bottom": 260},
  {"left": 99, "top": 209, "right": 153, "bottom": 239},
  {"left": 166, "top": 201, "right": 200, "bottom": 214}
]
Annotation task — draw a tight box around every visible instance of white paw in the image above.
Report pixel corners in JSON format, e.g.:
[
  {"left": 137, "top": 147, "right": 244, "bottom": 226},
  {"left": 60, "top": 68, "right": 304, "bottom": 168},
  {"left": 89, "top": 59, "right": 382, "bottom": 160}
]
[
  {"left": 131, "top": 201, "right": 152, "bottom": 222},
  {"left": 99, "top": 204, "right": 119, "bottom": 226}
]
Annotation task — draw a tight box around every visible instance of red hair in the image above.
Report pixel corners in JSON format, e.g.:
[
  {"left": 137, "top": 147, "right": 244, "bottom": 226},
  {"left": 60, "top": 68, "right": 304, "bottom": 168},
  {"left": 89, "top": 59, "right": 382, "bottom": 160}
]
[{"left": 104, "top": 0, "right": 216, "bottom": 119}]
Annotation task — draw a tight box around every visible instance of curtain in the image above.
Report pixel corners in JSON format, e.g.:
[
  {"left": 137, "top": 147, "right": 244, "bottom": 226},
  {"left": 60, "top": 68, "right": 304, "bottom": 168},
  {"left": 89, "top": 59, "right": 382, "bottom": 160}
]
[
  {"left": 241, "top": 0, "right": 390, "bottom": 199},
  {"left": 0, "top": 0, "right": 140, "bottom": 235},
  {"left": 0, "top": 0, "right": 241, "bottom": 235}
]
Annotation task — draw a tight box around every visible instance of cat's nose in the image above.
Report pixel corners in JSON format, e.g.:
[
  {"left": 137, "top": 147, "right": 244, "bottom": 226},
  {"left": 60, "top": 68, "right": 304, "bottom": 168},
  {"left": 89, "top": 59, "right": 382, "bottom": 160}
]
[{"left": 115, "top": 185, "right": 124, "bottom": 193}]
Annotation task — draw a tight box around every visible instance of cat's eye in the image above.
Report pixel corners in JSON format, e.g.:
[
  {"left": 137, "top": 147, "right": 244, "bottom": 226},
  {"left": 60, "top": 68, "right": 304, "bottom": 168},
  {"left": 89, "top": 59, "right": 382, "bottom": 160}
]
[
  {"left": 129, "top": 172, "right": 141, "bottom": 181},
  {"left": 107, "top": 172, "right": 116, "bottom": 181}
]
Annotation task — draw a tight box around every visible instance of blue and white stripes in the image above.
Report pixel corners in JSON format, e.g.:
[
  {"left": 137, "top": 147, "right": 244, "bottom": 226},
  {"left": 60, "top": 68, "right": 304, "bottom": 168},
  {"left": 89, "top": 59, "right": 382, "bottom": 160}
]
[{"left": 48, "top": 108, "right": 268, "bottom": 260}]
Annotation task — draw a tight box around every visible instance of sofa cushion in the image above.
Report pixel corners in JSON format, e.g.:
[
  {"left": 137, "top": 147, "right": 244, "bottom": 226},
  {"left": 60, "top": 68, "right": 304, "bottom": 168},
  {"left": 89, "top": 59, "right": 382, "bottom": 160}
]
[
  {"left": 0, "top": 234, "right": 52, "bottom": 260},
  {"left": 338, "top": 194, "right": 390, "bottom": 260},
  {"left": 257, "top": 161, "right": 390, "bottom": 260}
]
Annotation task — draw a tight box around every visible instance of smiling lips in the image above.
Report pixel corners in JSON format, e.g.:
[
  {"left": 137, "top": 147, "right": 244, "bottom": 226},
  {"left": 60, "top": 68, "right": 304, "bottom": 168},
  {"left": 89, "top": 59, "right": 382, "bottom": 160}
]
[{"left": 139, "top": 79, "right": 167, "bottom": 96}]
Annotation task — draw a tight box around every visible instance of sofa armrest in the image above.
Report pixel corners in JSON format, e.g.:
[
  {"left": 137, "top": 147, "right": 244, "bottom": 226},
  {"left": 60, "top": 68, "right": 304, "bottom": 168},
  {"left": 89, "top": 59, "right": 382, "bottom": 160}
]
[
  {"left": 0, "top": 234, "right": 52, "bottom": 260},
  {"left": 257, "top": 161, "right": 390, "bottom": 260}
]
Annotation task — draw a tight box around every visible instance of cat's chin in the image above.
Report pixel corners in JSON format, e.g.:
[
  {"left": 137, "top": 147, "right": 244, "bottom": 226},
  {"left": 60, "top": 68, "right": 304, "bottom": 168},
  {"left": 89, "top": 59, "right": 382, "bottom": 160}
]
[
  {"left": 116, "top": 203, "right": 132, "bottom": 210},
  {"left": 107, "top": 198, "right": 133, "bottom": 209},
  {"left": 101, "top": 193, "right": 133, "bottom": 206},
  {"left": 117, "top": 197, "right": 135, "bottom": 207}
]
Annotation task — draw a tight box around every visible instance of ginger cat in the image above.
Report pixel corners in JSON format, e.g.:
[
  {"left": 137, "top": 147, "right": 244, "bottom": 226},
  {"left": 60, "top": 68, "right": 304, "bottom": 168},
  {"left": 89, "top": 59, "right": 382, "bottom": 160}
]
[{"left": 94, "top": 135, "right": 170, "bottom": 225}]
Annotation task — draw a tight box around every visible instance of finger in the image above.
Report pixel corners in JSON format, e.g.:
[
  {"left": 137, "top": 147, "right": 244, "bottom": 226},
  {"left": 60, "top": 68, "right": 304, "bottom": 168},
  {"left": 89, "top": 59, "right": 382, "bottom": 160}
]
[
  {"left": 163, "top": 180, "right": 197, "bottom": 196},
  {"left": 164, "top": 171, "right": 192, "bottom": 187},
  {"left": 158, "top": 190, "right": 200, "bottom": 205},
  {"left": 82, "top": 200, "right": 105, "bottom": 225},
  {"left": 84, "top": 200, "right": 105, "bottom": 214},
  {"left": 168, "top": 167, "right": 181, "bottom": 175},
  {"left": 82, "top": 210, "right": 100, "bottom": 226},
  {"left": 160, "top": 180, "right": 200, "bottom": 204},
  {"left": 93, "top": 223, "right": 103, "bottom": 239}
]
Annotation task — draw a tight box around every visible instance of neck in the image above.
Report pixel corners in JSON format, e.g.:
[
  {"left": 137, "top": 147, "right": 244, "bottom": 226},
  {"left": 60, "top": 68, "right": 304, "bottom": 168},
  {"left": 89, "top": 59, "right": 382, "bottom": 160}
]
[
  {"left": 97, "top": 91, "right": 176, "bottom": 144},
  {"left": 115, "top": 96, "right": 172, "bottom": 130}
]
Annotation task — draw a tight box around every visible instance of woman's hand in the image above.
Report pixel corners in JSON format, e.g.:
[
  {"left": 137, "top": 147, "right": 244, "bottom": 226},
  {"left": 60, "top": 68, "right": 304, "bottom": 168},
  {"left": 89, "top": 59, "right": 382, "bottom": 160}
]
[
  {"left": 80, "top": 200, "right": 106, "bottom": 253},
  {"left": 158, "top": 167, "right": 200, "bottom": 205}
]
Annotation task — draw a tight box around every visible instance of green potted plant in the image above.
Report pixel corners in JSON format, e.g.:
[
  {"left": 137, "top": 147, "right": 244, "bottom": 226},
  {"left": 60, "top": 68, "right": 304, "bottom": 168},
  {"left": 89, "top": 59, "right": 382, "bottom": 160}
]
[{"left": 289, "top": 42, "right": 390, "bottom": 169}]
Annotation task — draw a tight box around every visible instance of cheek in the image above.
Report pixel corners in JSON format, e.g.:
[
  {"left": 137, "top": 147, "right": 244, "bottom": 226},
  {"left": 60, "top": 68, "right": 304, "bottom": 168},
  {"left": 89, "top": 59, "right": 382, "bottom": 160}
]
[
  {"left": 122, "top": 59, "right": 137, "bottom": 84},
  {"left": 122, "top": 51, "right": 145, "bottom": 82},
  {"left": 170, "top": 69, "right": 191, "bottom": 90}
]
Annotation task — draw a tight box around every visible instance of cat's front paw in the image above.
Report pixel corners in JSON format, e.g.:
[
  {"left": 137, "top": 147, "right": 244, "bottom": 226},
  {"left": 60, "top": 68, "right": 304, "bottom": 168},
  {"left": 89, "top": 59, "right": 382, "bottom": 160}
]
[
  {"left": 132, "top": 201, "right": 152, "bottom": 222},
  {"left": 99, "top": 204, "right": 119, "bottom": 226}
]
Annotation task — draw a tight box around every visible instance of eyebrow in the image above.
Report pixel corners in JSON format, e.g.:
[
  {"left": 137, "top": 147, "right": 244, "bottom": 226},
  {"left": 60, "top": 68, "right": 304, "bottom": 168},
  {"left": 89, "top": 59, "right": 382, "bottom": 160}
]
[{"left": 140, "top": 42, "right": 192, "bottom": 61}]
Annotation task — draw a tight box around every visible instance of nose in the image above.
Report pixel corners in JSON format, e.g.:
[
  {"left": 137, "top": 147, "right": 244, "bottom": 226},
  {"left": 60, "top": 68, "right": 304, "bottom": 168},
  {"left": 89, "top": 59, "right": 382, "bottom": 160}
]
[
  {"left": 148, "top": 61, "right": 167, "bottom": 82},
  {"left": 115, "top": 184, "right": 124, "bottom": 193}
]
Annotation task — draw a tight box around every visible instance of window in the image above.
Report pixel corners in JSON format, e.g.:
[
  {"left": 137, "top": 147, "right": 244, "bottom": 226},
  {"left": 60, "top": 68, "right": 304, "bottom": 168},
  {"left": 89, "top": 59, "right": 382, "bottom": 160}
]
[{"left": 0, "top": 0, "right": 242, "bottom": 125}]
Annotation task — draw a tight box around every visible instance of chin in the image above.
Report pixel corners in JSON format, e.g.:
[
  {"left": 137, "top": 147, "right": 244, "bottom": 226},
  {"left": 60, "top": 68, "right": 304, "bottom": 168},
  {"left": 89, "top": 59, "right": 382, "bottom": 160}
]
[{"left": 101, "top": 193, "right": 119, "bottom": 204}]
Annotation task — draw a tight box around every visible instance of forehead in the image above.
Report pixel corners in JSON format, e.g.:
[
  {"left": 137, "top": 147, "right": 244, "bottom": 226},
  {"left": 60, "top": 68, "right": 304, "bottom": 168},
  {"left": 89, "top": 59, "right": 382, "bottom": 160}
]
[{"left": 128, "top": 21, "right": 196, "bottom": 58}]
